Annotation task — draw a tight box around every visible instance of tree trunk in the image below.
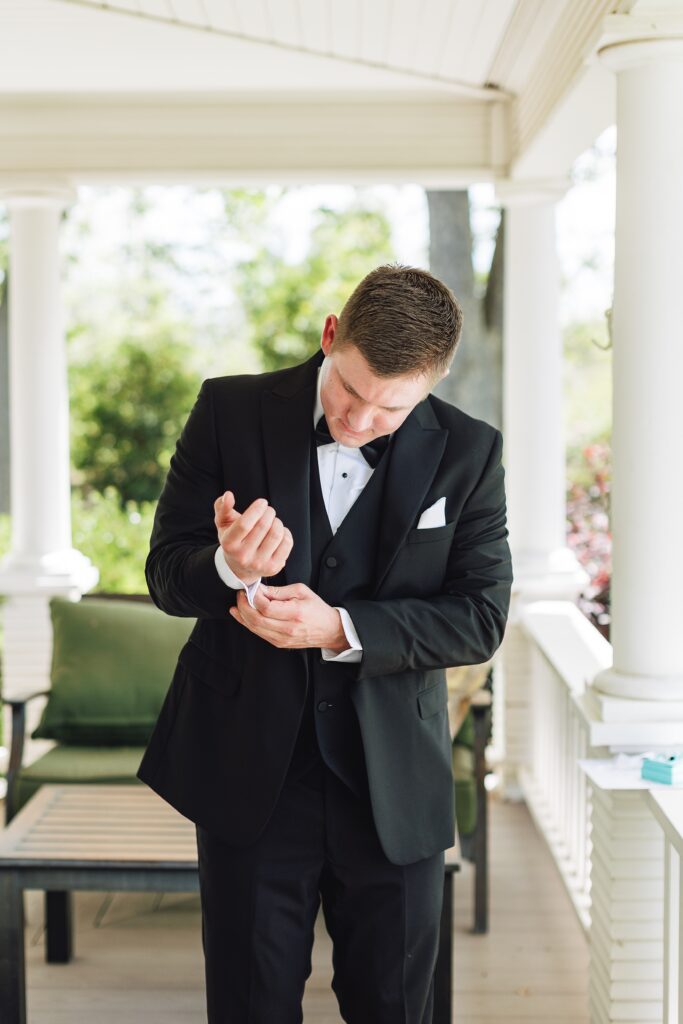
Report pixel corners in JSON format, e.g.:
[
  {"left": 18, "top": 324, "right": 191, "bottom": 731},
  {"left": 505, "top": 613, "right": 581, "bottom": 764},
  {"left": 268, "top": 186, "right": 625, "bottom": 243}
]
[{"left": 427, "top": 191, "right": 503, "bottom": 430}]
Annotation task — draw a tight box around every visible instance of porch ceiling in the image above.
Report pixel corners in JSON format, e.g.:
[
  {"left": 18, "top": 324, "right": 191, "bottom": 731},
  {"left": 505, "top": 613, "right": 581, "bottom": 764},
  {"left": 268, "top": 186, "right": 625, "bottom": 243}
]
[{"left": 0, "top": 0, "right": 623, "bottom": 185}]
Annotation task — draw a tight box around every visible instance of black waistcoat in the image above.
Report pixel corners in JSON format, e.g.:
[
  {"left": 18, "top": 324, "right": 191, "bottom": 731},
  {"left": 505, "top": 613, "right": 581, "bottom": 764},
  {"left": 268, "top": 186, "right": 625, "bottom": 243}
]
[{"left": 287, "top": 436, "right": 391, "bottom": 797}]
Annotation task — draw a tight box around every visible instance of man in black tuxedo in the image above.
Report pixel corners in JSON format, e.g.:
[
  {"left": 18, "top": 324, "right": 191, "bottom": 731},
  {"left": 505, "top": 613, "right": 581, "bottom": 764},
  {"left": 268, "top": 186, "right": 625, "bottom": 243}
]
[{"left": 137, "top": 264, "right": 513, "bottom": 1023}]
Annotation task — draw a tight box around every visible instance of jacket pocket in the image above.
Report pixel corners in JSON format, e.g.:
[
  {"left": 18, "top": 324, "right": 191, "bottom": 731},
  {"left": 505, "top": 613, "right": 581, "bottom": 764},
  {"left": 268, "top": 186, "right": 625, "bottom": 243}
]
[
  {"left": 405, "top": 521, "right": 457, "bottom": 545},
  {"left": 177, "top": 640, "right": 241, "bottom": 697},
  {"left": 416, "top": 680, "right": 448, "bottom": 719}
]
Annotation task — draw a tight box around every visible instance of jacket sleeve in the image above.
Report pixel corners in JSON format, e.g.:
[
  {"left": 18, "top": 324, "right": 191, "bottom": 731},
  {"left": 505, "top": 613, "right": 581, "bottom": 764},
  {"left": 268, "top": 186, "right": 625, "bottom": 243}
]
[
  {"left": 145, "top": 379, "right": 236, "bottom": 619},
  {"left": 344, "top": 429, "right": 513, "bottom": 678}
]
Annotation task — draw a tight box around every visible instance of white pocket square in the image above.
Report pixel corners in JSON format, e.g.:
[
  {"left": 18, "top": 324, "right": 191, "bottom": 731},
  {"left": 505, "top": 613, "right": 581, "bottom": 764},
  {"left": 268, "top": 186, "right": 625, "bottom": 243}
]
[{"left": 417, "top": 496, "right": 447, "bottom": 529}]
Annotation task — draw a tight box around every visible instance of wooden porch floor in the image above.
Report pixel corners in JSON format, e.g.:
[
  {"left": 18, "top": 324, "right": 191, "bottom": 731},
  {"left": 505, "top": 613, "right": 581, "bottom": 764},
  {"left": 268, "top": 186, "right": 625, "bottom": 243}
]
[{"left": 14, "top": 793, "right": 590, "bottom": 1023}]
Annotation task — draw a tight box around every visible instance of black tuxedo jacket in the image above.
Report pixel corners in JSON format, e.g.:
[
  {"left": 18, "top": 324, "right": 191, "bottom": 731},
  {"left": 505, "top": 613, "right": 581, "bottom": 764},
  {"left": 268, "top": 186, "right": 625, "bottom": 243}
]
[{"left": 137, "top": 349, "right": 513, "bottom": 865}]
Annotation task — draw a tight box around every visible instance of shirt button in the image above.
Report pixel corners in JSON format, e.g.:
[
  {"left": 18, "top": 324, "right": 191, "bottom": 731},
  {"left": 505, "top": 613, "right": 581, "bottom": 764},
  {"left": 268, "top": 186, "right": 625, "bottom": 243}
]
[
  {"left": 317, "top": 700, "right": 333, "bottom": 712},
  {"left": 342, "top": 472, "right": 348, "bottom": 478},
  {"left": 325, "top": 556, "right": 338, "bottom": 568}
]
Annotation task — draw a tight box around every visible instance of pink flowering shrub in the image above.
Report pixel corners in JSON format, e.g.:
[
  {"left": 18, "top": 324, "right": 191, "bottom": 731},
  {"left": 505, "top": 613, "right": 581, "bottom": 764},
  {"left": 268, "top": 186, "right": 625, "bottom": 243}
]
[{"left": 566, "top": 440, "right": 611, "bottom": 638}]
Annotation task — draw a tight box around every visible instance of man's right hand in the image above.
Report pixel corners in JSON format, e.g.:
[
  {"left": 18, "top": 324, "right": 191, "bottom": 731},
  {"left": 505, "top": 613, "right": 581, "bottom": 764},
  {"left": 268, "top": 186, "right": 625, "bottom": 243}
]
[{"left": 213, "top": 491, "right": 293, "bottom": 586}]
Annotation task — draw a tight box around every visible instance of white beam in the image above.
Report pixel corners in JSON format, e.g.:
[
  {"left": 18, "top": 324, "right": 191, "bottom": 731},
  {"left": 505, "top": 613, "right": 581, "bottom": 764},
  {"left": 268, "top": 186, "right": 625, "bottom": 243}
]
[{"left": 0, "top": 95, "right": 509, "bottom": 186}]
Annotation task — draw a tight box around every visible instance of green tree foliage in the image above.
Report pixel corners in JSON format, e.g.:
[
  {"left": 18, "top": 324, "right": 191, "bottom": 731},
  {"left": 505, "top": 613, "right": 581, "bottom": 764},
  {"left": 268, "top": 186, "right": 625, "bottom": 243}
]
[
  {"left": 236, "top": 204, "right": 395, "bottom": 372},
  {"left": 72, "top": 489, "right": 156, "bottom": 593},
  {"left": 69, "top": 329, "right": 201, "bottom": 506}
]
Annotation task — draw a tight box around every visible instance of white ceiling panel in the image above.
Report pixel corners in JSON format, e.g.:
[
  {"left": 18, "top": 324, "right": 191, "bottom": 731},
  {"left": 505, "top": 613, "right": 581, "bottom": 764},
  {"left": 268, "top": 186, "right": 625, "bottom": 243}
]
[
  {"left": 329, "top": 0, "right": 361, "bottom": 62},
  {"left": 436, "top": 0, "right": 483, "bottom": 81},
  {"left": 358, "top": 0, "right": 391, "bottom": 66},
  {"left": 411, "top": 0, "right": 458, "bottom": 77},
  {"left": 263, "top": 0, "right": 302, "bottom": 50},
  {"left": 1, "top": 0, "right": 460, "bottom": 92},
  {"left": 233, "top": 0, "right": 269, "bottom": 41},
  {"left": 5, "top": 0, "right": 511, "bottom": 94},
  {"left": 460, "top": 0, "right": 517, "bottom": 84},
  {"left": 200, "top": 0, "right": 236, "bottom": 33},
  {"left": 384, "top": 0, "right": 423, "bottom": 72},
  {"left": 299, "top": 0, "right": 329, "bottom": 54}
]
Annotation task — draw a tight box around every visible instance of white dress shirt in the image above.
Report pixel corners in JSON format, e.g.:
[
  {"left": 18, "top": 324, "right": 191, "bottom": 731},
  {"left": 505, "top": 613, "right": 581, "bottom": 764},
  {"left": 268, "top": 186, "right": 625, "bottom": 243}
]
[{"left": 214, "top": 365, "right": 386, "bottom": 662}]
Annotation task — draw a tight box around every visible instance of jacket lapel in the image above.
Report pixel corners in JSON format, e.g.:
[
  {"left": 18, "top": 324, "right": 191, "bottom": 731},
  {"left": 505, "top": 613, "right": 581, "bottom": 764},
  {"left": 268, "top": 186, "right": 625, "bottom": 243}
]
[
  {"left": 261, "top": 351, "right": 323, "bottom": 588},
  {"left": 373, "top": 400, "right": 448, "bottom": 595}
]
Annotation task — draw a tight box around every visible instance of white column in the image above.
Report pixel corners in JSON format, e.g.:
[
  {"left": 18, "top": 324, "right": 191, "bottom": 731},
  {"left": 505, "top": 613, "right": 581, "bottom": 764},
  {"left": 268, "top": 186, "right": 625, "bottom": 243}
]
[
  {"left": 592, "top": 40, "right": 683, "bottom": 703},
  {"left": 0, "top": 184, "right": 97, "bottom": 704},
  {"left": 497, "top": 180, "right": 587, "bottom": 596},
  {"left": 494, "top": 180, "right": 588, "bottom": 795}
]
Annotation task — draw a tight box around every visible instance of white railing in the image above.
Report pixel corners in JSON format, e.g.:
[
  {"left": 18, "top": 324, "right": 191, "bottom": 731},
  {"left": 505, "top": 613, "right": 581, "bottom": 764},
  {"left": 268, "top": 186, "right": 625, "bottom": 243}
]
[
  {"left": 512, "top": 600, "right": 613, "bottom": 931},
  {"left": 506, "top": 599, "right": 682, "bottom": 1023},
  {"left": 646, "top": 790, "right": 683, "bottom": 1024}
]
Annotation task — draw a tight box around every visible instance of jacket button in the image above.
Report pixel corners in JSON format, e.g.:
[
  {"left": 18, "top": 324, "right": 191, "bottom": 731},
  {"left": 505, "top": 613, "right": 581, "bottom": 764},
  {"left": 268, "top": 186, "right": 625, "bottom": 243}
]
[
  {"left": 317, "top": 700, "right": 334, "bottom": 712},
  {"left": 325, "top": 556, "right": 338, "bottom": 568}
]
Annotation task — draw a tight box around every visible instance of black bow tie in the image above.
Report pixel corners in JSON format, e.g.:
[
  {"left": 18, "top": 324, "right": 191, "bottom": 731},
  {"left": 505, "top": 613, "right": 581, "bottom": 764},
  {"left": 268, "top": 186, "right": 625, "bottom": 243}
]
[{"left": 314, "top": 415, "right": 391, "bottom": 468}]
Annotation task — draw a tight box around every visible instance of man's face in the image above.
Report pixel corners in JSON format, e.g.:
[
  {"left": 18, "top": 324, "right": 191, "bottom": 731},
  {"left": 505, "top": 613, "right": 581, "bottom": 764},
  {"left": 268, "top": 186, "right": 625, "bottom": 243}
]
[{"left": 319, "top": 316, "right": 434, "bottom": 447}]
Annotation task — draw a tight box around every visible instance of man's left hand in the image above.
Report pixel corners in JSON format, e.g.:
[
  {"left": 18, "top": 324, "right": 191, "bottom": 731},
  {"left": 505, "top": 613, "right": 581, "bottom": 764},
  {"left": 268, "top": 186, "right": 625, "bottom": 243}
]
[{"left": 229, "top": 583, "right": 350, "bottom": 652}]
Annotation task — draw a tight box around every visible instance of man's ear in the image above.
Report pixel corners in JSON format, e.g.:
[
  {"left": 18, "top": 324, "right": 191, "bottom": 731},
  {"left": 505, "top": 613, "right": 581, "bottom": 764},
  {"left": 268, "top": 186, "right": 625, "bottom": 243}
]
[{"left": 320, "top": 314, "right": 338, "bottom": 357}]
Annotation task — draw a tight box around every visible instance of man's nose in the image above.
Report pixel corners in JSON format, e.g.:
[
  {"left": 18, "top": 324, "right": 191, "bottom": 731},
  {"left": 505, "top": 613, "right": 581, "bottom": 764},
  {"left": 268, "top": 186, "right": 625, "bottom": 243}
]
[{"left": 347, "top": 405, "right": 374, "bottom": 432}]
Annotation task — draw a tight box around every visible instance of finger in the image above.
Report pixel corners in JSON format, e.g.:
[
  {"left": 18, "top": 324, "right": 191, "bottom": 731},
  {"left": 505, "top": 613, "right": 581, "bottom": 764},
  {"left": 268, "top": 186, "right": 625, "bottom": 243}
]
[
  {"left": 228, "top": 498, "right": 271, "bottom": 541},
  {"left": 230, "top": 613, "right": 291, "bottom": 647},
  {"left": 263, "top": 528, "right": 294, "bottom": 575},
  {"left": 261, "top": 582, "right": 308, "bottom": 601},
  {"left": 251, "top": 587, "right": 273, "bottom": 613},
  {"left": 214, "top": 490, "right": 239, "bottom": 525},
  {"left": 230, "top": 600, "right": 303, "bottom": 648},
  {"left": 252, "top": 596, "right": 301, "bottom": 622},
  {"left": 236, "top": 591, "right": 298, "bottom": 632},
  {"left": 231, "top": 595, "right": 266, "bottom": 627},
  {"left": 240, "top": 506, "right": 277, "bottom": 555},
  {"left": 255, "top": 517, "right": 285, "bottom": 562},
  {"left": 250, "top": 587, "right": 280, "bottom": 615},
  {"left": 214, "top": 490, "right": 234, "bottom": 512}
]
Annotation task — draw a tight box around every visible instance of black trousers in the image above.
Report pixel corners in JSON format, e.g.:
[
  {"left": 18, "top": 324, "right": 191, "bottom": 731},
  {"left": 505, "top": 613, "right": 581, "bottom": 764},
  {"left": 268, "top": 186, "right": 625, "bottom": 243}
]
[{"left": 195, "top": 750, "right": 445, "bottom": 1024}]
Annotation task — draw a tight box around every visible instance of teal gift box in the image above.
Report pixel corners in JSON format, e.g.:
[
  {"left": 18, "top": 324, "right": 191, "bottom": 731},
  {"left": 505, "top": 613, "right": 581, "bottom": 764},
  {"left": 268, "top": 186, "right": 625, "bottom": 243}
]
[{"left": 641, "top": 754, "right": 683, "bottom": 785}]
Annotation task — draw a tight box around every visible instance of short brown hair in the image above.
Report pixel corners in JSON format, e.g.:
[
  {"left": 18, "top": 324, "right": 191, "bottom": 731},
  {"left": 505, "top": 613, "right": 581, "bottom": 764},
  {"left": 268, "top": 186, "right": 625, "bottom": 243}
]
[{"left": 334, "top": 264, "right": 463, "bottom": 380}]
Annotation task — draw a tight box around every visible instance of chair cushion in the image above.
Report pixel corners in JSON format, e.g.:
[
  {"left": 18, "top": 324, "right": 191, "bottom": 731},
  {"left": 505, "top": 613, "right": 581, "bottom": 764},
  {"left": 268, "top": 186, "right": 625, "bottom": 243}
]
[
  {"left": 452, "top": 739, "right": 477, "bottom": 836},
  {"left": 32, "top": 597, "right": 194, "bottom": 746},
  {"left": 14, "top": 746, "right": 146, "bottom": 817}
]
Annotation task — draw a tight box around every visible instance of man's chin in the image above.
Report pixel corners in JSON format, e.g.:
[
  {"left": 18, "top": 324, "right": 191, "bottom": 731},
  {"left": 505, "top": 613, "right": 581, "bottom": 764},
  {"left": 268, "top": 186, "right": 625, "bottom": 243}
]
[{"left": 336, "top": 430, "right": 367, "bottom": 447}]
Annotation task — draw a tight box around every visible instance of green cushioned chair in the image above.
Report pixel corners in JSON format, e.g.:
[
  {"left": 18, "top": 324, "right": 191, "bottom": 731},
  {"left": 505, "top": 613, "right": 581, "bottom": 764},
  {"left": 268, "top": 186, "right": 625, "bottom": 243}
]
[{"left": 3, "top": 594, "right": 194, "bottom": 823}]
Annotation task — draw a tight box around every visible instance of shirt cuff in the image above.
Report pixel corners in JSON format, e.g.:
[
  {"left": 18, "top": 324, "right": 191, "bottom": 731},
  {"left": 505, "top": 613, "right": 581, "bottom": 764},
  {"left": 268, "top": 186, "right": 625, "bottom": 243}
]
[
  {"left": 321, "top": 607, "right": 363, "bottom": 663},
  {"left": 213, "top": 546, "right": 261, "bottom": 608}
]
